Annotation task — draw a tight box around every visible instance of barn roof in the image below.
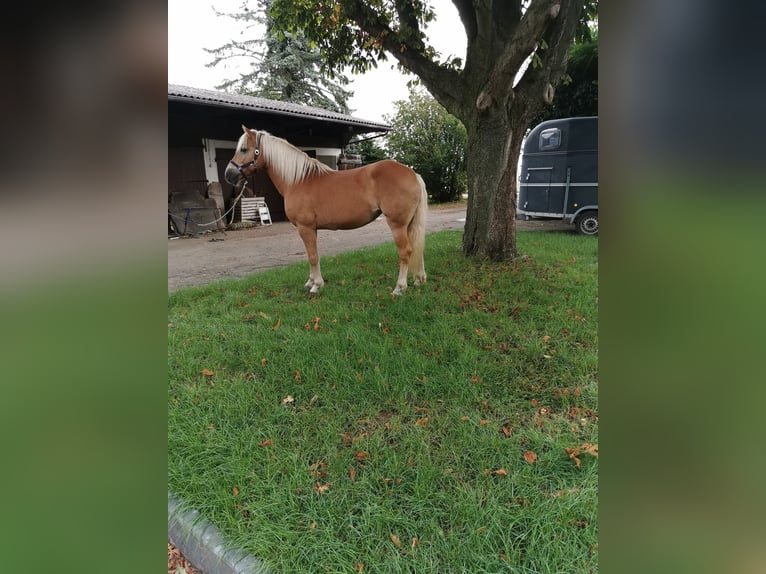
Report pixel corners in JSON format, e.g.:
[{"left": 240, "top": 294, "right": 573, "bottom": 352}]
[{"left": 168, "top": 84, "right": 390, "bottom": 132}]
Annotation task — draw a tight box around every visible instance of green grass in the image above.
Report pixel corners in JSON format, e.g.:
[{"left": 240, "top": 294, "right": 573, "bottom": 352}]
[{"left": 168, "top": 230, "right": 598, "bottom": 573}]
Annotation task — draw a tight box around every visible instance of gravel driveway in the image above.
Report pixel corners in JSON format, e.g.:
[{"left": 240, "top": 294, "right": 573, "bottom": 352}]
[{"left": 168, "top": 207, "right": 573, "bottom": 292}]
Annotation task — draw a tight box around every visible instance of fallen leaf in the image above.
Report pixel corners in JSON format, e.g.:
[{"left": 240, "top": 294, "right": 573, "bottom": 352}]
[
  {"left": 309, "top": 460, "right": 328, "bottom": 479},
  {"left": 524, "top": 451, "right": 538, "bottom": 464},
  {"left": 282, "top": 395, "right": 294, "bottom": 405},
  {"left": 460, "top": 416, "right": 470, "bottom": 421},
  {"left": 200, "top": 368, "right": 214, "bottom": 376},
  {"left": 564, "top": 447, "right": 582, "bottom": 467},
  {"left": 272, "top": 317, "right": 281, "bottom": 330},
  {"left": 232, "top": 486, "right": 239, "bottom": 496},
  {"left": 293, "top": 370, "right": 302, "bottom": 381},
  {"left": 582, "top": 443, "right": 599, "bottom": 457},
  {"left": 416, "top": 416, "right": 430, "bottom": 426},
  {"left": 354, "top": 563, "right": 364, "bottom": 573},
  {"left": 354, "top": 451, "right": 370, "bottom": 461},
  {"left": 492, "top": 469, "right": 508, "bottom": 476},
  {"left": 258, "top": 439, "right": 273, "bottom": 447},
  {"left": 501, "top": 425, "right": 512, "bottom": 437},
  {"left": 313, "top": 316, "right": 321, "bottom": 331},
  {"left": 349, "top": 466, "right": 357, "bottom": 481},
  {"left": 260, "top": 358, "right": 268, "bottom": 368},
  {"left": 310, "top": 521, "right": 317, "bottom": 531},
  {"left": 314, "top": 482, "right": 332, "bottom": 494},
  {"left": 479, "top": 419, "right": 488, "bottom": 426},
  {"left": 411, "top": 537, "right": 420, "bottom": 549},
  {"left": 389, "top": 534, "right": 402, "bottom": 548},
  {"left": 542, "top": 335, "right": 551, "bottom": 342}
]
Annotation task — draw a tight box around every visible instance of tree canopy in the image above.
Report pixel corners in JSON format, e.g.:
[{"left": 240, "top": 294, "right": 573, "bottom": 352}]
[
  {"left": 206, "top": 0, "right": 353, "bottom": 114},
  {"left": 385, "top": 88, "right": 466, "bottom": 203}
]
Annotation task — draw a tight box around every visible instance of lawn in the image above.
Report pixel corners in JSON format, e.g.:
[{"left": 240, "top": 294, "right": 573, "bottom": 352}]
[{"left": 168, "top": 230, "right": 598, "bottom": 573}]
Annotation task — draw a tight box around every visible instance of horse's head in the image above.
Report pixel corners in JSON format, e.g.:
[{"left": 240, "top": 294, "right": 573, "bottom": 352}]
[{"left": 224, "top": 125, "right": 264, "bottom": 185}]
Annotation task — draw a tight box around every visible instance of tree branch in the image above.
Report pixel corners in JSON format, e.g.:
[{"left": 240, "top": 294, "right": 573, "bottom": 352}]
[
  {"left": 475, "top": 0, "right": 566, "bottom": 112},
  {"left": 343, "top": 0, "right": 466, "bottom": 117},
  {"left": 513, "top": 0, "right": 581, "bottom": 122},
  {"left": 451, "top": 0, "right": 477, "bottom": 44}
]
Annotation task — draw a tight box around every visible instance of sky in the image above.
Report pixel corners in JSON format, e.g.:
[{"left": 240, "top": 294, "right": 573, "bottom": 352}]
[{"left": 168, "top": 0, "right": 467, "bottom": 124}]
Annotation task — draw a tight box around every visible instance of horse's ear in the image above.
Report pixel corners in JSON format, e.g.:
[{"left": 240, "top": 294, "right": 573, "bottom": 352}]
[{"left": 242, "top": 125, "right": 251, "bottom": 134}]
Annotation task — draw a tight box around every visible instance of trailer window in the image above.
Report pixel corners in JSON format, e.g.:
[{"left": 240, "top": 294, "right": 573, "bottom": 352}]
[{"left": 539, "top": 128, "right": 561, "bottom": 150}]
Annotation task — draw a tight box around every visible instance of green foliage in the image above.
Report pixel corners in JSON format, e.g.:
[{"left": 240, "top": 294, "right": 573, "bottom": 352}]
[
  {"left": 206, "top": 0, "right": 353, "bottom": 114},
  {"left": 385, "top": 89, "right": 466, "bottom": 203},
  {"left": 269, "top": 0, "right": 438, "bottom": 77},
  {"left": 168, "top": 230, "right": 598, "bottom": 573},
  {"left": 346, "top": 136, "right": 388, "bottom": 165},
  {"left": 533, "top": 34, "right": 598, "bottom": 125}
]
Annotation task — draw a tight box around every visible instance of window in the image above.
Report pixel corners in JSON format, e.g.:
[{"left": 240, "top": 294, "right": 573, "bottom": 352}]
[{"left": 539, "top": 128, "right": 561, "bottom": 150}]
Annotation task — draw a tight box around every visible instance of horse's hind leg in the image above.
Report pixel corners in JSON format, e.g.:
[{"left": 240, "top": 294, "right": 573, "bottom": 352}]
[
  {"left": 296, "top": 225, "right": 324, "bottom": 294},
  {"left": 388, "top": 224, "right": 412, "bottom": 295}
]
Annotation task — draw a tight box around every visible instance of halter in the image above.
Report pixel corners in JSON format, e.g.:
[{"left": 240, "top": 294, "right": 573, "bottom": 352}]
[{"left": 228, "top": 131, "right": 262, "bottom": 175}]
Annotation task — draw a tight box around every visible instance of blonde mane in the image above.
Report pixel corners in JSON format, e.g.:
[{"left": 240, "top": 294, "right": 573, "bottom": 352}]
[{"left": 257, "top": 130, "right": 333, "bottom": 186}]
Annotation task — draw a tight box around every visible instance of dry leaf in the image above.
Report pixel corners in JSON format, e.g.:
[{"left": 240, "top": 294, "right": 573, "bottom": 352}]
[
  {"left": 355, "top": 563, "right": 364, "bottom": 573},
  {"left": 564, "top": 447, "right": 582, "bottom": 467},
  {"left": 257, "top": 439, "right": 273, "bottom": 447},
  {"left": 349, "top": 466, "right": 357, "bottom": 481},
  {"left": 260, "top": 358, "right": 268, "bottom": 368},
  {"left": 492, "top": 469, "right": 508, "bottom": 476},
  {"left": 411, "top": 537, "right": 420, "bottom": 549},
  {"left": 310, "top": 521, "right": 317, "bottom": 531},
  {"left": 272, "top": 317, "right": 281, "bottom": 330},
  {"left": 524, "top": 451, "right": 538, "bottom": 464},
  {"left": 501, "top": 425, "right": 512, "bottom": 437},
  {"left": 354, "top": 451, "right": 370, "bottom": 461},
  {"left": 282, "top": 395, "right": 294, "bottom": 405},
  {"left": 479, "top": 419, "right": 488, "bottom": 426},
  {"left": 232, "top": 486, "right": 239, "bottom": 496},
  {"left": 416, "top": 416, "right": 430, "bottom": 426},
  {"left": 389, "top": 534, "right": 402, "bottom": 548},
  {"left": 200, "top": 368, "right": 214, "bottom": 376},
  {"left": 460, "top": 416, "right": 470, "bottom": 421},
  {"left": 293, "top": 370, "right": 302, "bottom": 381},
  {"left": 309, "top": 460, "right": 328, "bottom": 479},
  {"left": 542, "top": 335, "right": 551, "bottom": 342},
  {"left": 314, "top": 482, "right": 332, "bottom": 494},
  {"left": 582, "top": 443, "right": 599, "bottom": 457}
]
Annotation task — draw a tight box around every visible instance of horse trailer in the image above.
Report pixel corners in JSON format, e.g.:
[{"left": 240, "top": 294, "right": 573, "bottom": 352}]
[{"left": 517, "top": 116, "right": 598, "bottom": 235}]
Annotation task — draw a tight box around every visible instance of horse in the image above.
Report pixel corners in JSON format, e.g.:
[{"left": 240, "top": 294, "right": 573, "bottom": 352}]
[{"left": 224, "top": 126, "right": 427, "bottom": 295}]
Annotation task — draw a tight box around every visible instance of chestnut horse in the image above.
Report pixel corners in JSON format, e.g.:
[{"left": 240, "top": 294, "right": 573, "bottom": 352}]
[{"left": 224, "top": 126, "right": 427, "bottom": 295}]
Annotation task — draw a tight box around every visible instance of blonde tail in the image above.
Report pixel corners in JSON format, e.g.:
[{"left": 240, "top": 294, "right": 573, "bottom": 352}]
[{"left": 408, "top": 174, "right": 427, "bottom": 284}]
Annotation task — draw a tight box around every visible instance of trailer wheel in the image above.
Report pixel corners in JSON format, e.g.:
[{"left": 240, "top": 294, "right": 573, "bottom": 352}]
[{"left": 575, "top": 211, "right": 598, "bottom": 235}]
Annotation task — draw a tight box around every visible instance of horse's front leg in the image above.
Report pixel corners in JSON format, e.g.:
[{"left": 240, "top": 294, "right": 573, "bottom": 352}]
[{"left": 296, "top": 224, "right": 324, "bottom": 294}]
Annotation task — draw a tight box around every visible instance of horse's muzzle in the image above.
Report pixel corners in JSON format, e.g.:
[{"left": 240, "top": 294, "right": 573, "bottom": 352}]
[{"left": 224, "top": 164, "right": 242, "bottom": 185}]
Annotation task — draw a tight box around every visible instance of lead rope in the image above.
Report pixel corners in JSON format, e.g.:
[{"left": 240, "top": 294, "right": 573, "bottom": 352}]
[{"left": 168, "top": 180, "right": 250, "bottom": 231}]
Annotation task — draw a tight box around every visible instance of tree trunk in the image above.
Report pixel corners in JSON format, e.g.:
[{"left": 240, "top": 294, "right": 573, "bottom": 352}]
[{"left": 462, "top": 104, "right": 525, "bottom": 261}]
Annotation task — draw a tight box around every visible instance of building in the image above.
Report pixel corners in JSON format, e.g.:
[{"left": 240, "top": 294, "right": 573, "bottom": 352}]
[{"left": 168, "top": 84, "right": 390, "bottom": 231}]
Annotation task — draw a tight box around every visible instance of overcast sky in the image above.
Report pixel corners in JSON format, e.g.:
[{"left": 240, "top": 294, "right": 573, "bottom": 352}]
[{"left": 168, "top": 0, "right": 466, "bottom": 124}]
